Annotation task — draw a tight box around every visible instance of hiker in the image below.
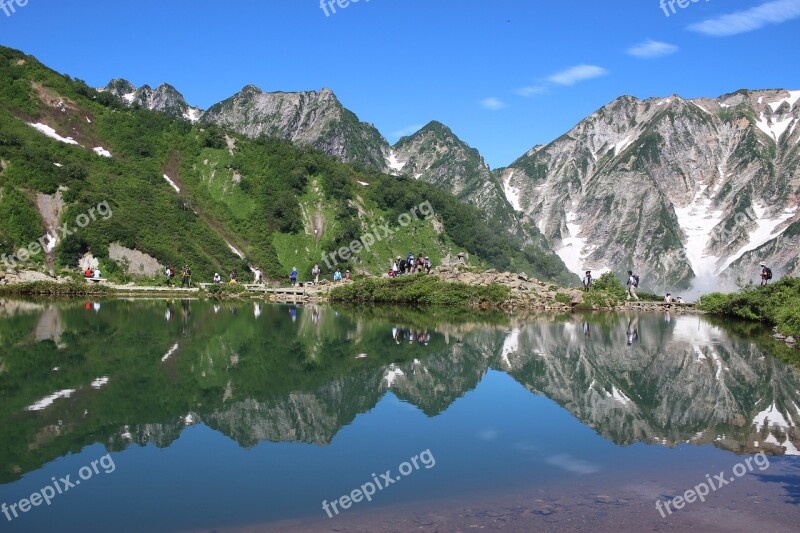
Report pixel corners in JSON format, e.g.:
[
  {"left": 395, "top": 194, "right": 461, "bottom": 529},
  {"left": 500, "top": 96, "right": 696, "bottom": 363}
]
[
  {"left": 181, "top": 265, "right": 191, "bottom": 288},
  {"left": 230, "top": 270, "right": 238, "bottom": 284},
  {"left": 582, "top": 270, "right": 593, "bottom": 290},
  {"left": 312, "top": 264, "right": 320, "bottom": 284},
  {"left": 253, "top": 268, "right": 262, "bottom": 284},
  {"left": 424, "top": 256, "right": 432, "bottom": 274},
  {"left": 407, "top": 253, "right": 415, "bottom": 273},
  {"left": 416, "top": 254, "right": 425, "bottom": 273},
  {"left": 398, "top": 256, "right": 407, "bottom": 275},
  {"left": 165, "top": 265, "right": 174, "bottom": 287},
  {"left": 213, "top": 272, "right": 221, "bottom": 284},
  {"left": 334, "top": 269, "right": 342, "bottom": 282},
  {"left": 391, "top": 260, "right": 399, "bottom": 278},
  {"left": 93, "top": 267, "right": 101, "bottom": 280},
  {"left": 760, "top": 262, "right": 773, "bottom": 286},
  {"left": 665, "top": 292, "right": 673, "bottom": 303},
  {"left": 676, "top": 296, "right": 685, "bottom": 304},
  {"left": 626, "top": 270, "right": 640, "bottom": 301},
  {"left": 290, "top": 267, "right": 298, "bottom": 287},
  {"left": 84, "top": 267, "right": 92, "bottom": 278},
  {"left": 345, "top": 269, "right": 351, "bottom": 280}
]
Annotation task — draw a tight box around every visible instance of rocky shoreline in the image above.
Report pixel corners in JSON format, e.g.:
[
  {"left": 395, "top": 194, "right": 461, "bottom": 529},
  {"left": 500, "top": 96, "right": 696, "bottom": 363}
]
[{"left": 429, "top": 265, "right": 701, "bottom": 313}]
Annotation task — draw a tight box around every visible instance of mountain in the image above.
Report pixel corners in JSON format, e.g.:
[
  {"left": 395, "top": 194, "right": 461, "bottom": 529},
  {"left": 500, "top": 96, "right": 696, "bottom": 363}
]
[
  {"left": 102, "top": 78, "right": 202, "bottom": 122},
  {"left": 0, "top": 46, "right": 570, "bottom": 283},
  {"left": 498, "top": 90, "right": 800, "bottom": 291},
  {"left": 201, "top": 85, "right": 389, "bottom": 171},
  {"left": 391, "top": 121, "right": 518, "bottom": 227}
]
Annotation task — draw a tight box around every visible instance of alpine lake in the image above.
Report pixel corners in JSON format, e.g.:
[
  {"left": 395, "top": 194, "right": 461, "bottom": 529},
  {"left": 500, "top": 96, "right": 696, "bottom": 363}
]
[{"left": 0, "top": 298, "right": 798, "bottom": 532}]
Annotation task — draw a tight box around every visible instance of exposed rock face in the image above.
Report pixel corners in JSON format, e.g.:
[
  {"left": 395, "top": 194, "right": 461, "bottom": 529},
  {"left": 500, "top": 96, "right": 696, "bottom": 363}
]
[
  {"left": 391, "top": 121, "right": 531, "bottom": 239},
  {"left": 498, "top": 89, "right": 800, "bottom": 291},
  {"left": 103, "top": 79, "right": 201, "bottom": 122},
  {"left": 108, "top": 243, "right": 162, "bottom": 277},
  {"left": 201, "top": 85, "right": 389, "bottom": 170}
]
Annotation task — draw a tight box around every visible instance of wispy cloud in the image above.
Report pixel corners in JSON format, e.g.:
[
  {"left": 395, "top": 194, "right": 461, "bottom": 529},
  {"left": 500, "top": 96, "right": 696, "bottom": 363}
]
[
  {"left": 481, "top": 97, "right": 507, "bottom": 110},
  {"left": 626, "top": 40, "right": 679, "bottom": 58},
  {"left": 546, "top": 454, "right": 601, "bottom": 475},
  {"left": 688, "top": 0, "right": 800, "bottom": 36},
  {"left": 515, "top": 85, "right": 546, "bottom": 98},
  {"left": 391, "top": 124, "right": 424, "bottom": 138},
  {"left": 547, "top": 65, "right": 608, "bottom": 86}
]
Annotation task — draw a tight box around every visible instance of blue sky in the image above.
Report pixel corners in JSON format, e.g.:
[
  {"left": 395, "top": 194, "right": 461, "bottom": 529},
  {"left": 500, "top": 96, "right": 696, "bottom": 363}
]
[{"left": 1, "top": 0, "right": 799, "bottom": 167}]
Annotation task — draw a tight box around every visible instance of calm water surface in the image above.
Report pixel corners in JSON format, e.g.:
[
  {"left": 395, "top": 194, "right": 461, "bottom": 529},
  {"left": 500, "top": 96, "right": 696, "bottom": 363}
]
[{"left": 0, "top": 299, "right": 798, "bottom": 532}]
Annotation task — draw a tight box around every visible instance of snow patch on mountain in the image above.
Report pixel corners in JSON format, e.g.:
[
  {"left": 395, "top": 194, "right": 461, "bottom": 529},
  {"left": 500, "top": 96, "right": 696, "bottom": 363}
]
[
  {"left": 768, "top": 90, "right": 800, "bottom": 112},
  {"left": 719, "top": 205, "right": 798, "bottom": 272},
  {"left": 673, "top": 185, "right": 724, "bottom": 276},
  {"left": 756, "top": 112, "right": 794, "bottom": 142},
  {"left": 163, "top": 174, "right": 180, "bottom": 193},
  {"left": 614, "top": 135, "right": 633, "bottom": 155},
  {"left": 556, "top": 210, "right": 589, "bottom": 276},
  {"left": 226, "top": 242, "right": 244, "bottom": 259},
  {"left": 386, "top": 150, "right": 406, "bottom": 173},
  {"left": 29, "top": 123, "right": 80, "bottom": 145},
  {"left": 502, "top": 170, "right": 522, "bottom": 211},
  {"left": 183, "top": 107, "right": 202, "bottom": 123}
]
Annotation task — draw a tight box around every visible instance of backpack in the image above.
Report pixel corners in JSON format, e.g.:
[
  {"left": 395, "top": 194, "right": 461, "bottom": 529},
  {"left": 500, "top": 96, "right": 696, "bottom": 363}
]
[
  {"left": 169, "top": 266, "right": 175, "bottom": 276},
  {"left": 632, "top": 274, "right": 640, "bottom": 287},
  {"left": 765, "top": 268, "right": 773, "bottom": 280}
]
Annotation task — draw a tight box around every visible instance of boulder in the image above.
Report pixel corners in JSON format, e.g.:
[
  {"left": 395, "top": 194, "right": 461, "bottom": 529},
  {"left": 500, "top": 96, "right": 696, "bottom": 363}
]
[{"left": 518, "top": 272, "right": 529, "bottom": 281}]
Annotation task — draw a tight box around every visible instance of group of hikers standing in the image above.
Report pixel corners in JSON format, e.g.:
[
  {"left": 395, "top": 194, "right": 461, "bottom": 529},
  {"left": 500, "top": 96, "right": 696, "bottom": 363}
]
[{"left": 390, "top": 253, "right": 432, "bottom": 278}]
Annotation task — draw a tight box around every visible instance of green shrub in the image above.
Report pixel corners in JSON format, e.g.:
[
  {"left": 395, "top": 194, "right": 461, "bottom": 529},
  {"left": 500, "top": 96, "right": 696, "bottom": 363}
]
[
  {"left": 698, "top": 277, "right": 800, "bottom": 338},
  {"left": 330, "top": 275, "right": 510, "bottom": 308}
]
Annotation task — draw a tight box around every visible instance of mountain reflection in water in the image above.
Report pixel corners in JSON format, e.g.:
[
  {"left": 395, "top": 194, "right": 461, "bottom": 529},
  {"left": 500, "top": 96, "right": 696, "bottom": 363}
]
[{"left": 1, "top": 299, "right": 798, "bottom": 489}]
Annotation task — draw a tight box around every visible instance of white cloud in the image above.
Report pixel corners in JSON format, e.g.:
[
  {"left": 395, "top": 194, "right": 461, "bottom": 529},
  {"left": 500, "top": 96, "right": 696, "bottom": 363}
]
[
  {"left": 391, "top": 124, "right": 424, "bottom": 138},
  {"left": 516, "top": 85, "right": 546, "bottom": 97},
  {"left": 688, "top": 0, "right": 800, "bottom": 36},
  {"left": 547, "top": 65, "right": 608, "bottom": 86},
  {"left": 481, "top": 97, "right": 506, "bottom": 110},
  {"left": 626, "top": 40, "right": 679, "bottom": 58},
  {"left": 546, "top": 454, "right": 600, "bottom": 475}
]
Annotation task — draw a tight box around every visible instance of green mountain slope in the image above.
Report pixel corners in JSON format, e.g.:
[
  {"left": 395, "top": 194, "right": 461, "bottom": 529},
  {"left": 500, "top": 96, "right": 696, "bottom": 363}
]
[{"left": 0, "top": 46, "right": 572, "bottom": 284}]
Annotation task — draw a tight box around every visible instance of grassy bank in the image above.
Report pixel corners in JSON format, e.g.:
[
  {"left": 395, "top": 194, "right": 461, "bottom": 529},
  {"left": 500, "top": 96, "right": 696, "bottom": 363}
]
[
  {"left": 0, "top": 281, "right": 112, "bottom": 296},
  {"left": 329, "top": 275, "right": 510, "bottom": 307},
  {"left": 698, "top": 277, "right": 800, "bottom": 338}
]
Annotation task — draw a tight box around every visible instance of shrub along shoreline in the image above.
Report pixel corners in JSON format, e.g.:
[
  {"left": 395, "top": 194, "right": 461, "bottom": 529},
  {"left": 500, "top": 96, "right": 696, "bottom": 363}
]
[
  {"left": 329, "top": 275, "right": 510, "bottom": 308},
  {"left": 698, "top": 277, "right": 800, "bottom": 344}
]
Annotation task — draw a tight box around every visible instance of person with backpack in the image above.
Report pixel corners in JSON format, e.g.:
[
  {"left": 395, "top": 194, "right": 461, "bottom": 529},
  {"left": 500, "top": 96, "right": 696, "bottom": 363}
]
[
  {"left": 398, "top": 256, "right": 407, "bottom": 275},
  {"left": 181, "top": 265, "right": 192, "bottom": 288},
  {"left": 582, "top": 270, "right": 593, "bottom": 291},
  {"left": 760, "top": 262, "right": 773, "bottom": 286},
  {"left": 312, "top": 264, "right": 320, "bottom": 284},
  {"left": 407, "top": 253, "right": 415, "bottom": 273},
  {"left": 165, "top": 265, "right": 174, "bottom": 287},
  {"left": 290, "top": 267, "right": 298, "bottom": 287},
  {"left": 213, "top": 272, "right": 221, "bottom": 284},
  {"left": 626, "top": 270, "right": 640, "bottom": 301},
  {"left": 416, "top": 254, "right": 425, "bottom": 273},
  {"left": 424, "top": 256, "right": 432, "bottom": 274}
]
